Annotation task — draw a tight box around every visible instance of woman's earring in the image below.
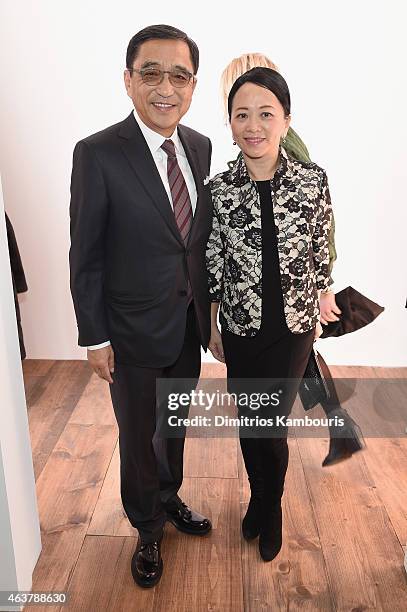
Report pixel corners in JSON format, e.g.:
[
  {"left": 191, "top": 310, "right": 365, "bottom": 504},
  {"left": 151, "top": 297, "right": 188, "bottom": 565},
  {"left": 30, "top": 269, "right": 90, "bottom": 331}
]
[{"left": 233, "top": 141, "right": 236, "bottom": 145}]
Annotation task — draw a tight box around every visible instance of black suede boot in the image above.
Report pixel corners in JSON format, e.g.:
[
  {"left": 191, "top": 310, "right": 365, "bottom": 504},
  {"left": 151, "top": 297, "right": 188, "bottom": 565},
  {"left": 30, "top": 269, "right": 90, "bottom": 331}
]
[
  {"left": 259, "top": 500, "right": 283, "bottom": 562},
  {"left": 240, "top": 437, "right": 264, "bottom": 540},
  {"left": 257, "top": 436, "right": 288, "bottom": 562},
  {"left": 242, "top": 495, "right": 263, "bottom": 540}
]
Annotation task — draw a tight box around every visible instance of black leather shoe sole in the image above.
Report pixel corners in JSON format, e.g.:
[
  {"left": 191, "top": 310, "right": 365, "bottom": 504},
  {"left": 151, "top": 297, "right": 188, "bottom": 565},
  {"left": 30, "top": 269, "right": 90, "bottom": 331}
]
[
  {"left": 132, "top": 558, "right": 163, "bottom": 588},
  {"left": 166, "top": 515, "right": 212, "bottom": 536}
]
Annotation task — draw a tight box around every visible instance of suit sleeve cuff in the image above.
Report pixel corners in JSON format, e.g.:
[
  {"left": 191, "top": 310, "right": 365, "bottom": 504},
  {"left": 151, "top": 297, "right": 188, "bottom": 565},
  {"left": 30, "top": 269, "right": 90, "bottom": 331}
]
[{"left": 87, "top": 340, "right": 111, "bottom": 350}]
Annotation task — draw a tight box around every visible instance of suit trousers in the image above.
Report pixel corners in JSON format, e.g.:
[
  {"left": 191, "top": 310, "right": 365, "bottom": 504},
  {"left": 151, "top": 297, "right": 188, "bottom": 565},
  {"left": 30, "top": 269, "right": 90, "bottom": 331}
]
[{"left": 109, "top": 303, "right": 201, "bottom": 543}]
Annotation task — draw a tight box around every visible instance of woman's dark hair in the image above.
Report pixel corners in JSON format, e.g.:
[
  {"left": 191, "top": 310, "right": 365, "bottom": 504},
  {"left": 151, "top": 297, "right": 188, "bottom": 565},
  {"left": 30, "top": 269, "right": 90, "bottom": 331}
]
[
  {"left": 126, "top": 24, "right": 199, "bottom": 74},
  {"left": 228, "top": 67, "right": 290, "bottom": 120}
]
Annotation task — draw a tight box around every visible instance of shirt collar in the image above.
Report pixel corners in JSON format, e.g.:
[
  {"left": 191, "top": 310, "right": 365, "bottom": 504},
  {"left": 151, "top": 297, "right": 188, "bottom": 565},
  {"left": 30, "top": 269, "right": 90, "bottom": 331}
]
[{"left": 132, "top": 109, "right": 183, "bottom": 157}]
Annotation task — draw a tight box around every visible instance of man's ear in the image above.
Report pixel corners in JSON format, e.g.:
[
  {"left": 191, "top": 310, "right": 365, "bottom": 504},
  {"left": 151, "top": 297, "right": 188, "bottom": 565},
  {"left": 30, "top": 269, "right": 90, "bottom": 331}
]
[{"left": 123, "top": 69, "right": 131, "bottom": 95}]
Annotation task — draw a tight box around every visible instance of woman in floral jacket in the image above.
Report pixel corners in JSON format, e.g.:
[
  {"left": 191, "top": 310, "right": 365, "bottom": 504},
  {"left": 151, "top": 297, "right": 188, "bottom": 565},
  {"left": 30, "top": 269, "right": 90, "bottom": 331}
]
[
  {"left": 206, "top": 67, "right": 333, "bottom": 562},
  {"left": 220, "top": 54, "right": 363, "bottom": 469},
  {"left": 220, "top": 52, "right": 340, "bottom": 325}
]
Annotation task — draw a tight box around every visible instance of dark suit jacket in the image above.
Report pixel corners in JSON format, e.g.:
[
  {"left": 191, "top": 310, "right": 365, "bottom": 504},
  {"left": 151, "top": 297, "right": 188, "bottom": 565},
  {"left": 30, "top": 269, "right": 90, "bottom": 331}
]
[{"left": 69, "top": 112, "right": 212, "bottom": 367}]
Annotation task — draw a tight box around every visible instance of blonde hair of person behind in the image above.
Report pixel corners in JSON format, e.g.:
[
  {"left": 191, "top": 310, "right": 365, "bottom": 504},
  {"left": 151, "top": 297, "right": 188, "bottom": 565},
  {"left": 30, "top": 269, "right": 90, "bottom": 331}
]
[{"left": 220, "top": 53, "right": 279, "bottom": 121}]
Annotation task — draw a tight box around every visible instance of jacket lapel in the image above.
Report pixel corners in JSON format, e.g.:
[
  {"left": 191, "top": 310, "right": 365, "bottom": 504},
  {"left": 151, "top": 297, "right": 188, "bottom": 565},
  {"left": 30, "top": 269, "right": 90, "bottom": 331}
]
[{"left": 118, "top": 113, "right": 183, "bottom": 245}]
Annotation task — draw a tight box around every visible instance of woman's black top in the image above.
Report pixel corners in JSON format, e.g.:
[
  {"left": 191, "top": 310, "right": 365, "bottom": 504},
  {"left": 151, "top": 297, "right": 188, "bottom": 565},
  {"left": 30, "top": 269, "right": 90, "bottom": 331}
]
[
  {"left": 222, "top": 179, "right": 289, "bottom": 345},
  {"left": 255, "top": 179, "right": 289, "bottom": 341},
  {"left": 221, "top": 180, "right": 314, "bottom": 403}
]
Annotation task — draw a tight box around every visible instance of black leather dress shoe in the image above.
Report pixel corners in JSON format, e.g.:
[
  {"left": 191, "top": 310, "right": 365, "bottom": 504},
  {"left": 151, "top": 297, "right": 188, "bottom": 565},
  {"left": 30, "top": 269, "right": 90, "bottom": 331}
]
[
  {"left": 242, "top": 496, "right": 262, "bottom": 540},
  {"left": 131, "top": 538, "right": 163, "bottom": 588},
  {"left": 166, "top": 500, "right": 212, "bottom": 535},
  {"left": 259, "top": 502, "right": 283, "bottom": 562}
]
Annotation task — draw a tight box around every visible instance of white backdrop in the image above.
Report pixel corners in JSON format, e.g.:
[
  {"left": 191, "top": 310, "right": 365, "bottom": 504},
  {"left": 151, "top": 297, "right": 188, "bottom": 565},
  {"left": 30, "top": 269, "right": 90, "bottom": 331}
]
[{"left": 0, "top": 0, "right": 406, "bottom": 366}]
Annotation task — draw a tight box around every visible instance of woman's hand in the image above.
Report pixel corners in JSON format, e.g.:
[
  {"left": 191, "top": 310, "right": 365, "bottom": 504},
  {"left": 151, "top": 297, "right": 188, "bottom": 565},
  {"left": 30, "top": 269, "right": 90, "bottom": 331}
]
[
  {"left": 209, "top": 325, "right": 225, "bottom": 363},
  {"left": 314, "top": 321, "right": 323, "bottom": 341},
  {"left": 320, "top": 291, "right": 342, "bottom": 325}
]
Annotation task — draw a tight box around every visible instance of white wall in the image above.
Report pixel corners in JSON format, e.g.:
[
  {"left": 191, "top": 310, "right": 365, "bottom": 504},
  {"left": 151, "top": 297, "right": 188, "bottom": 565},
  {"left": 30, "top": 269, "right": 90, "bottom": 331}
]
[
  {"left": 0, "top": 0, "right": 406, "bottom": 366},
  {"left": 0, "top": 178, "right": 42, "bottom": 606}
]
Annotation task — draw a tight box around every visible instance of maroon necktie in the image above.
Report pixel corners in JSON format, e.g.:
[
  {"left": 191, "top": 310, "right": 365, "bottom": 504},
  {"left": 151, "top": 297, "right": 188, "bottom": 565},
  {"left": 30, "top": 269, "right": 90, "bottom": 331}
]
[
  {"left": 161, "top": 139, "right": 193, "bottom": 302},
  {"left": 161, "top": 139, "right": 193, "bottom": 244}
]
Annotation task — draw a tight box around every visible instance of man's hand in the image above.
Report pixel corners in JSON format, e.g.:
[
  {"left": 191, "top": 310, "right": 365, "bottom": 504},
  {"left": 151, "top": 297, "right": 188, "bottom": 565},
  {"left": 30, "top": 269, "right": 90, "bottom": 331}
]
[
  {"left": 209, "top": 326, "right": 225, "bottom": 363},
  {"left": 320, "top": 291, "right": 342, "bottom": 325},
  {"left": 87, "top": 345, "right": 115, "bottom": 383}
]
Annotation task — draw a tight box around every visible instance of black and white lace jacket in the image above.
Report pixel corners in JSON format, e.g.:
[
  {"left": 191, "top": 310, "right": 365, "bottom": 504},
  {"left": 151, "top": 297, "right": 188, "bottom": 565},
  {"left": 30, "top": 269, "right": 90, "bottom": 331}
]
[{"left": 206, "top": 147, "right": 333, "bottom": 336}]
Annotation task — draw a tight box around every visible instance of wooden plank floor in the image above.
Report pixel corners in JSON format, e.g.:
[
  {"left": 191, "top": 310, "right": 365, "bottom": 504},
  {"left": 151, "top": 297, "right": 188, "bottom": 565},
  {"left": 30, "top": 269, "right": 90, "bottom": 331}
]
[{"left": 22, "top": 360, "right": 407, "bottom": 612}]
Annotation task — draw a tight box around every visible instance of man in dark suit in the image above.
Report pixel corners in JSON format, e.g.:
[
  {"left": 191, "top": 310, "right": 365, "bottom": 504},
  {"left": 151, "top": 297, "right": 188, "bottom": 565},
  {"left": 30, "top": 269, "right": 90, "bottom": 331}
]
[{"left": 69, "top": 24, "right": 213, "bottom": 588}]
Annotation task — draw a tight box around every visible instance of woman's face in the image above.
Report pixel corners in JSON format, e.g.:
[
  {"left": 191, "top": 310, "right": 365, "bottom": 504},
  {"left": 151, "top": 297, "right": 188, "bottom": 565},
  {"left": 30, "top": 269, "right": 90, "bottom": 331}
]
[{"left": 230, "top": 82, "right": 290, "bottom": 160}]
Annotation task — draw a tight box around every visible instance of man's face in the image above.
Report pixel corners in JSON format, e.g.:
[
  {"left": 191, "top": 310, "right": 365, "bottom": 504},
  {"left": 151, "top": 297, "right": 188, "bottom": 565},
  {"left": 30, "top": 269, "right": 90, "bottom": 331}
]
[{"left": 124, "top": 39, "right": 196, "bottom": 137}]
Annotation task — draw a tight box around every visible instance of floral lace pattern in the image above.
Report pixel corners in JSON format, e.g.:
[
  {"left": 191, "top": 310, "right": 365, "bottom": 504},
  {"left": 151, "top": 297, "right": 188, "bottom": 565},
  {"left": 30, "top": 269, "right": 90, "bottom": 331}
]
[{"left": 206, "top": 148, "right": 332, "bottom": 336}]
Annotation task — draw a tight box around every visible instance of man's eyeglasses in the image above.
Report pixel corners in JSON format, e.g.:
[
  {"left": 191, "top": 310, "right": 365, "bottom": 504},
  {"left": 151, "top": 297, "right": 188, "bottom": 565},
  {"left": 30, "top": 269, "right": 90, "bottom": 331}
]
[{"left": 129, "top": 67, "right": 195, "bottom": 88}]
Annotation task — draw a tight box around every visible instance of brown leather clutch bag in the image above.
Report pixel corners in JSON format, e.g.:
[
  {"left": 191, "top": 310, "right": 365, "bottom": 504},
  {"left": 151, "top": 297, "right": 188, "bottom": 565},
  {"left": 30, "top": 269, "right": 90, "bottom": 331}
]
[{"left": 321, "top": 286, "right": 384, "bottom": 338}]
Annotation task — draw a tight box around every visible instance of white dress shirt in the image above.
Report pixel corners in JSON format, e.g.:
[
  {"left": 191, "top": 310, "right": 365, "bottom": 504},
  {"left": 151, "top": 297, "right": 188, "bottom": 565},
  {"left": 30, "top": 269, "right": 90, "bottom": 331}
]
[{"left": 87, "top": 110, "right": 197, "bottom": 350}]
